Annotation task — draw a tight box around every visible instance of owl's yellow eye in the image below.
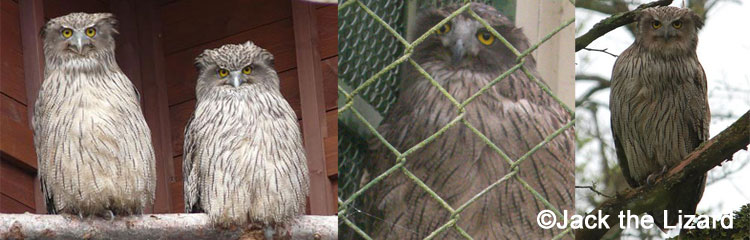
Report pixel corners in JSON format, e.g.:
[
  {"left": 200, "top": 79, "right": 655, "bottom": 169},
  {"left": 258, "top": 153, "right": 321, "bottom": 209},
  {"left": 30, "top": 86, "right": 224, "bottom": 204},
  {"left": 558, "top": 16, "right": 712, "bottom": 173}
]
[
  {"left": 477, "top": 31, "right": 495, "bottom": 45},
  {"left": 218, "top": 68, "right": 229, "bottom": 78},
  {"left": 61, "top": 28, "right": 73, "bottom": 38},
  {"left": 671, "top": 20, "right": 682, "bottom": 29},
  {"left": 242, "top": 66, "right": 252, "bottom": 75},
  {"left": 652, "top": 21, "right": 662, "bottom": 29},
  {"left": 85, "top": 27, "right": 96, "bottom": 37},
  {"left": 436, "top": 23, "right": 451, "bottom": 35}
]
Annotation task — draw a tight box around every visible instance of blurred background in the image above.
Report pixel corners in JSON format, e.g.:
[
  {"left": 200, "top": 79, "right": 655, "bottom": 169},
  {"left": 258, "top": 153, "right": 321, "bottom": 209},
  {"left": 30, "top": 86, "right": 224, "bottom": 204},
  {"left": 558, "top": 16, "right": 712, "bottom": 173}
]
[{"left": 575, "top": 0, "right": 750, "bottom": 238}]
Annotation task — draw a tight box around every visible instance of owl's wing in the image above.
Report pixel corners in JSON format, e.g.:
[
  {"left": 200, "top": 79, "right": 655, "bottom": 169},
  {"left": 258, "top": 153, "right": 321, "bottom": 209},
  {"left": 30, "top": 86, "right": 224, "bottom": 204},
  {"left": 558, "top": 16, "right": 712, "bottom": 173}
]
[
  {"left": 690, "top": 66, "right": 710, "bottom": 144},
  {"left": 182, "top": 113, "right": 202, "bottom": 213},
  {"left": 610, "top": 51, "right": 640, "bottom": 188}
]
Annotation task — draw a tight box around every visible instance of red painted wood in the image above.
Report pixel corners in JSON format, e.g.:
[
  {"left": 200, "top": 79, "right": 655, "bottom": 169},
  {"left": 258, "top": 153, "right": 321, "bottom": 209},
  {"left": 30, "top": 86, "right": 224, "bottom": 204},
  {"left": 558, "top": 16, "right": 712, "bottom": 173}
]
[
  {"left": 0, "top": 192, "right": 34, "bottom": 213},
  {"left": 321, "top": 56, "right": 337, "bottom": 111},
  {"left": 291, "top": 0, "right": 333, "bottom": 215},
  {"left": 43, "top": 0, "right": 109, "bottom": 19},
  {"left": 159, "top": 0, "right": 292, "bottom": 54},
  {"left": 0, "top": 0, "right": 28, "bottom": 105},
  {"left": 131, "top": 0, "right": 173, "bottom": 214},
  {"left": 0, "top": 160, "right": 36, "bottom": 210},
  {"left": 316, "top": 5, "right": 337, "bottom": 60},
  {"left": 324, "top": 110, "right": 337, "bottom": 177}
]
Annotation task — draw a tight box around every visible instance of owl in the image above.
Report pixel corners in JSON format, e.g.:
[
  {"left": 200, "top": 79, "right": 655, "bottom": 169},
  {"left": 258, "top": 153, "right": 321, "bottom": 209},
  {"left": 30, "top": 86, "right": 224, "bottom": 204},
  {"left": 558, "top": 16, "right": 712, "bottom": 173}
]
[
  {"left": 354, "top": 3, "right": 574, "bottom": 239},
  {"left": 183, "top": 42, "right": 310, "bottom": 229},
  {"left": 33, "top": 13, "right": 156, "bottom": 217},
  {"left": 610, "top": 6, "right": 708, "bottom": 231}
]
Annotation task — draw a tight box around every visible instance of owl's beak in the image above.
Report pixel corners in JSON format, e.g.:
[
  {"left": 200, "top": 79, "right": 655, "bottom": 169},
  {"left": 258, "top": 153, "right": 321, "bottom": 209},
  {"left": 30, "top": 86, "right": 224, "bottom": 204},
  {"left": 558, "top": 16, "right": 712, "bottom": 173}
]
[
  {"left": 663, "top": 28, "right": 677, "bottom": 41},
  {"left": 228, "top": 72, "right": 243, "bottom": 88},
  {"left": 451, "top": 39, "right": 465, "bottom": 64},
  {"left": 69, "top": 32, "right": 90, "bottom": 54}
]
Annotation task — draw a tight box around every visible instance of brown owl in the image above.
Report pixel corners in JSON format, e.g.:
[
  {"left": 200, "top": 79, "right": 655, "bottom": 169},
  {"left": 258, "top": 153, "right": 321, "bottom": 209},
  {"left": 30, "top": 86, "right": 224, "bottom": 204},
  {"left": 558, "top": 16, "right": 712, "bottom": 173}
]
[
  {"left": 610, "top": 6, "right": 709, "bottom": 231},
  {"left": 354, "top": 3, "right": 574, "bottom": 239}
]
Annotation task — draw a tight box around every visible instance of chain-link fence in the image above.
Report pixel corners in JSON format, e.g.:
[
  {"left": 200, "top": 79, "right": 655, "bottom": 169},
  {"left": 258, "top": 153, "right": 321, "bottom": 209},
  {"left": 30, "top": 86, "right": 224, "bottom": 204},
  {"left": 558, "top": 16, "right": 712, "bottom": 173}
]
[{"left": 338, "top": 1, "right": 576, "bottom": 239}]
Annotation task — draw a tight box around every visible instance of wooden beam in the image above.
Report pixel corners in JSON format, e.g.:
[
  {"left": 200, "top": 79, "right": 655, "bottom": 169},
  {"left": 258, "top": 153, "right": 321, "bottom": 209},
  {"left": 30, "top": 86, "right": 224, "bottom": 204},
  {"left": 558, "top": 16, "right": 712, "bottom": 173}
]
[
  {"left": 18, "top": 0, "right": 45, "bottom": 214},
  {"left": 291, "top": 0, "right": 334, "bottom": 215},
  {"left": 130, "top": 0, "right": 174, "bottom": 214}
]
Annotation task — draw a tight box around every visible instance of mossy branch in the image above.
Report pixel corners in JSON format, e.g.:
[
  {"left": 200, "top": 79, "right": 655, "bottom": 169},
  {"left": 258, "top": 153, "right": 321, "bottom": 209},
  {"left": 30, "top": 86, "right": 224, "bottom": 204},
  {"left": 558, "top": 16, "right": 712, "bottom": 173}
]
[{"left": 575, "top": 110, "right": 750, "bottom": 239}]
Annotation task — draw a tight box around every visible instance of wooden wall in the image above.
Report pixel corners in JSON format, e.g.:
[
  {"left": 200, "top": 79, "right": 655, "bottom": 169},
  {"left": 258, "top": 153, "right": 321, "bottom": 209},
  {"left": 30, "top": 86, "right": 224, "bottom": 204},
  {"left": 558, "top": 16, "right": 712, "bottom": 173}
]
[{"left": 0, "top": 0, "right": 337, "bottom": 215}]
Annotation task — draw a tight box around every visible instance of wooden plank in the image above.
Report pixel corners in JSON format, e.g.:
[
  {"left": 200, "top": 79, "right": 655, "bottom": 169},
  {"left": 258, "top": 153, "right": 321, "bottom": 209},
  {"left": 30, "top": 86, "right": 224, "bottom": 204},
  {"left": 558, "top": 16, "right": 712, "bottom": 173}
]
[
  {"left": 19, "top": 0, "right": 45, "bottom": 215},
  {"left": 43, "top": 0, "right": 109, "bottom": 19},
  {"left": 0, "top": 192, "right": 34, "bottom": 213},
  {"left": 1, "top": 93, "right": 29, "bottom": 127},
  {"left": 164, "top": 19, "right": 297, "bottom": 106},
  {"left": 169, "top": 69, "right": 301, "bottom": 157},
  {"left": 169, "top": 180, "right": 184, "bottom": 213},
  {"left": 0, "top": 0, "right": 28, "bottom": 105},
  {"left": 291, "top": 0, "right": 333, "bottom": 215},
  {"left": 132, "top": 0, "right": 173, "bottom": 214},
  {"left": 0, "top": 160, "right": 36, "bottom": 209},
  {"left": 110, "top": 0, "right": 143, "bottom": 95},
  {"left": 321, "top": 56, "right": 337, "bottom": 111},
  {"left": 159, "top": 0, "right": 291, "bottom": 54},
  {"left": 315, "top": 5, "right": 336, "bottom": 60},
  {"left": 324, "top": 109, "right": 337, "bottom": 177},
  {"left": 0, "top": 111, "right": 37, "bottom": 171},
  {"left": 170, "top": 155, "right": 183, "bottom": 213}
]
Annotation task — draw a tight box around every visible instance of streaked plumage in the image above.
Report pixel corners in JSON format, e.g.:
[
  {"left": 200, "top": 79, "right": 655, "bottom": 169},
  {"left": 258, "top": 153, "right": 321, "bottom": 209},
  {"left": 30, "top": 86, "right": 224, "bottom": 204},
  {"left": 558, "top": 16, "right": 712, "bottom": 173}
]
[
  {"left": 183, "top": 42, "right": 309, "bottom": 227},
  {"left": 34, "top": 12, "right": 155, "bottom": 216},
  {"left": 610, "top": 6, "right": 709, "bottom": 231},
  {"left": 357, "top": 3, "right": 574, "bottom": 239}
]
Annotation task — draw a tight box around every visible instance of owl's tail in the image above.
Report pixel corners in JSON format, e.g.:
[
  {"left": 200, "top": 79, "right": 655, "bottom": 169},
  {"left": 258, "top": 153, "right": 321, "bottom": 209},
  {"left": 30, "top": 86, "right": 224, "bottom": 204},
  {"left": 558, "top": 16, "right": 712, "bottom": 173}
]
[{"left": 650, "top": 173, "right": 707, "bottom": 232}]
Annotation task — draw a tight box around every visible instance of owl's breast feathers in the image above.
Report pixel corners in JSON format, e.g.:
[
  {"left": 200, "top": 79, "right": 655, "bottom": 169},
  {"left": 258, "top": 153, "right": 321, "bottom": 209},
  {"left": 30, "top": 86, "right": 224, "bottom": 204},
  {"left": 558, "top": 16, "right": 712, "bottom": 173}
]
[
  {"left": 33, "top": 64, "right": 155, "bottom": 215},
  {"left": 184, "top": 89, "right": 309, "bottom": 225},
  {"left": 611, "top": 45, "right": 708, "bottom": 185},
  {"left": 367, "top": 63, "right": 573, "bottom": 239}
]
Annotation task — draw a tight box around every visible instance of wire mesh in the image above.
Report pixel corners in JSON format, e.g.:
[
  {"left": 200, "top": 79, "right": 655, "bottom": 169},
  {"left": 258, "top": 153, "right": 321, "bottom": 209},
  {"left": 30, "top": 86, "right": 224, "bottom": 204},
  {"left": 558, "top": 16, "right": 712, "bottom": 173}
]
[{"left": 338, "top": 0, "right": 576, "bottom": 239}]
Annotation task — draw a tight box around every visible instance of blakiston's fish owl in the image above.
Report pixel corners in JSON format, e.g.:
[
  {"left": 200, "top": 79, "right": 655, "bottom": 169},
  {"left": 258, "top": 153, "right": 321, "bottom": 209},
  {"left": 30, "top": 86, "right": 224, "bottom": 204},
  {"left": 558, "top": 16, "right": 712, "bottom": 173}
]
[
  {"left": 611, "top": 6, "right": 708, "bottom": 231},
  {"left": 34, "top": 13, "right": 155, "bottom": 216},
  {"left": 356, "top": 3, "right": 574, "bottom": 239},
  {"left": 183, "top": 42, "right": 310, "bottom": 227}
]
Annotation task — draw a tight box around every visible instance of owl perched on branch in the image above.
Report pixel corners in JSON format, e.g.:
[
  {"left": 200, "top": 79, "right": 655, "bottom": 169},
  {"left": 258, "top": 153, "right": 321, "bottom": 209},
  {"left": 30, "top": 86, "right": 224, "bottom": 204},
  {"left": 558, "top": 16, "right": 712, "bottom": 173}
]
[
  {"left": 355, "top": 3, "right": 574, "bottom": 239},
  {"left": 611, "top": 6, "right": 708, "bottom": 231},
  {"left": 183, "top": 42, "right": 310, "bottom": 230},
  {"left": 34, "top": 13, "right": 155, "bottom": 217}
]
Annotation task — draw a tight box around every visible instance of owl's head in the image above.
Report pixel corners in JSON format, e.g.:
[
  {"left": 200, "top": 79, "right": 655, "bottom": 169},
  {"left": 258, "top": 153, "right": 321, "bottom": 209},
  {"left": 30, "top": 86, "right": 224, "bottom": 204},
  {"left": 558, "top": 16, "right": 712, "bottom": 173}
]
[
  {"left": 636, "top": 6, "right": 703, "bottom": 54},
  {"left": 413, "top": 3, "right": 530, "bottom": 70},
  {"left": 194, "top": 41, "right": 277, "bottom": 94},
  {"left": 41, "top": 13, "right": 118, "bottom": 59}
]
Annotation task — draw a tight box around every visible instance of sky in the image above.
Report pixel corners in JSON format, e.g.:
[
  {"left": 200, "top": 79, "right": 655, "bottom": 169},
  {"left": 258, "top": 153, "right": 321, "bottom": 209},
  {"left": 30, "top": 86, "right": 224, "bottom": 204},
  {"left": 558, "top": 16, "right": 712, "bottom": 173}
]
[{"left": 575, "top": 0, "right": 750, "bottom": 237}]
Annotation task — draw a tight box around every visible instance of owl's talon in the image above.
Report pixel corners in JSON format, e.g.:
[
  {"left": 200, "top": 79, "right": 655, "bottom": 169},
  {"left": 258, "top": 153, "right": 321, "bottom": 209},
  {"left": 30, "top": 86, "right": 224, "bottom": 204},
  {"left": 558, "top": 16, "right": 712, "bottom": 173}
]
[
  {"left": 646, "top": 166, "right": 669, "bottom": 185},
  {"left": 264, "top": 225, "right": 275, "bottom": 240}
]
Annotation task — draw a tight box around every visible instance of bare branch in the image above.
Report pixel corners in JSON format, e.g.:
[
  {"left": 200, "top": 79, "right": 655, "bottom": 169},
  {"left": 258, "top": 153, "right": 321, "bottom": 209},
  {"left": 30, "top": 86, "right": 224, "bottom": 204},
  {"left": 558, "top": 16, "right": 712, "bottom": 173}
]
[
  {"left": 575, "top": 74, "right": 611, "bottom": 107},
  {"left": 575, "top": 0, "right": 673, "bottom": 52},
  {"left": 0, "top": 214, "right": 337, "bottom": 240},
  {"left": 575, "top": 110, "right": 750, "bottom": 239},
  {"left": 582, "top": 47, "right": 619, "bottom": 57},
  {"left": 576, "top": 185, "right": 614, "bottom": 198}
]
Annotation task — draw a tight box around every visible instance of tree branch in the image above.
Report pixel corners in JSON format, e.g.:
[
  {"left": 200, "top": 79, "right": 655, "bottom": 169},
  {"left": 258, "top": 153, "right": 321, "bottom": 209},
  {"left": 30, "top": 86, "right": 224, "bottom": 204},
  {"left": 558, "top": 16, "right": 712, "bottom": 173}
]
[
  {"left": 0, "top": 214, "right": 337, "bottom": 240},
  {"left": 575, "top": 110, "right": 750, "bottom": 239},
  {"left": 575, "top": 0, "right": 673, "bottom": 52}
]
